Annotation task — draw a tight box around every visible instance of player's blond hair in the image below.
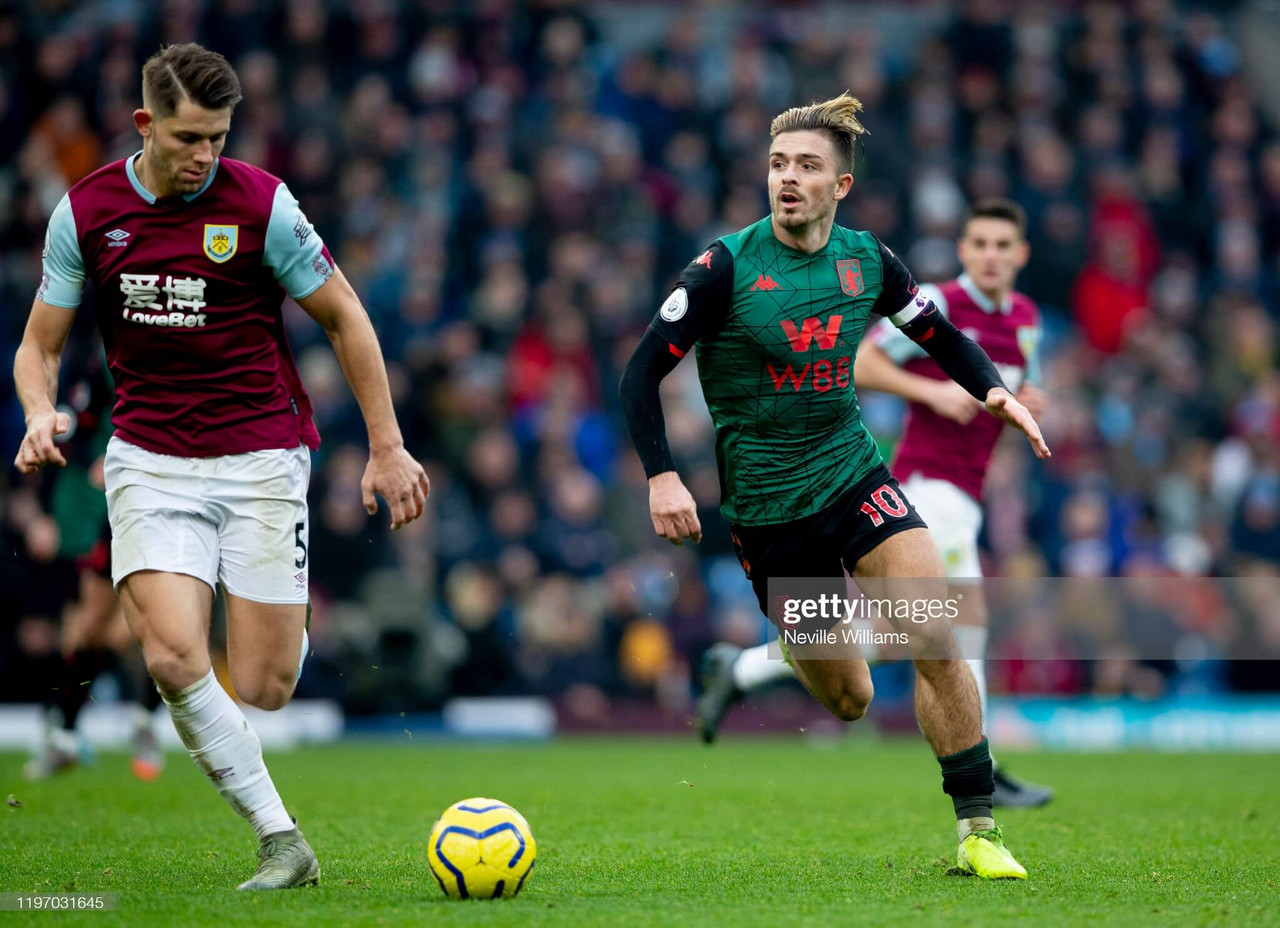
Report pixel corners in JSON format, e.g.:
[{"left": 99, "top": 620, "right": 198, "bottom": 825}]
[{"left": 769, "top": 93, "right": 867, "bottom": 176}]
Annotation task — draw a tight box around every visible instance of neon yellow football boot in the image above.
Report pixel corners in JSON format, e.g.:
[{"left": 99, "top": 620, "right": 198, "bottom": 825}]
[{"left": 956, "top": 825, "right": 1028, "bottom": 879}]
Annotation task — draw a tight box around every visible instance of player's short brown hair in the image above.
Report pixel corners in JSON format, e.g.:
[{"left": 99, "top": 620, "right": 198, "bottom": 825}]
[
  {"left": 142, "top": 43, "right": 242, "bottom": 117},
  {"left": 769, "top": 92, "right": 867, "bottom": 176},
  {"left": 963, "top": 198, "right": 1027, "bottom": 238}
]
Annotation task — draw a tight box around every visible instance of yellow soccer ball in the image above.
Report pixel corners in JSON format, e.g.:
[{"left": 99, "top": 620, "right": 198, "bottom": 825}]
[{"left": 427, "top": 798, "right": 537, "bottom": 899}]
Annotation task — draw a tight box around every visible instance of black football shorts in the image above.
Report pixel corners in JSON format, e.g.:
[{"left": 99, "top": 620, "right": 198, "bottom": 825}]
[{"left": 729, "top": 463, "right": 928, "bottom": 623}]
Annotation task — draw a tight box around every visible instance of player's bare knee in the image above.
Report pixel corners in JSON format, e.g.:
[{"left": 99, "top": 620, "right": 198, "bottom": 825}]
[
  {"left": 832, "top": 680, "right": 873, "bottom": 722},
  {"left": 144, "top": 646, "right": 207, "bottom": 695},
  {"left": 910, "top": 656, "right": 971, "bottom": 688},
  {"left": 904, "top": 618, "right": 961, "bottom": 661},
  {"left": 237, "top": 672, "right": 296, "bottom": 711},
  {"left": 831, "top": 696, "right": 867, "bottom": 722}
]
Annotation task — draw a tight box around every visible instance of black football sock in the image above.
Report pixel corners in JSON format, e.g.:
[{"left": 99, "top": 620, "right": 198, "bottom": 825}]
[
  {"left": 938, "top": 737, "right": 995, "bottom": 822},
  {"left": 58, "top": 649, "right": 109, "bottom": 731}
]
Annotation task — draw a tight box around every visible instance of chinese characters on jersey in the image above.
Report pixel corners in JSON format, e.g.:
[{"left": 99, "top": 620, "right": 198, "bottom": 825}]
[{"left": 119, "top": 273, "right": 209, "bottom": 327}]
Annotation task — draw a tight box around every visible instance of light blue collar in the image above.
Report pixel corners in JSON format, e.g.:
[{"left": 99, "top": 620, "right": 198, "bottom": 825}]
[{"left": 126, "top": 151, "right": 219, "bottom": 204}]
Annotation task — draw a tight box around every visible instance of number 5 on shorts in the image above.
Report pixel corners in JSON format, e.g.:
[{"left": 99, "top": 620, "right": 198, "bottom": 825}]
[{"left": 294, "top": 521, "right": 308, "bottom": 569}]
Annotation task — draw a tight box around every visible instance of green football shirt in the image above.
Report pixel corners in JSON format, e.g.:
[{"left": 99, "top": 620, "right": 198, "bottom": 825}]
[{"left": 648, "top": 216, "right": 925, "bottom": 526}]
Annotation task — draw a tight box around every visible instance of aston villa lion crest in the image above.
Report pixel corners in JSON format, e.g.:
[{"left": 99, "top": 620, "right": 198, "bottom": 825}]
[
  {"left": 836, "top": 258, "right": 863, "bottom": 297},
  {"left": 203, "top": 224, "right": 239, "bottom": 264}
]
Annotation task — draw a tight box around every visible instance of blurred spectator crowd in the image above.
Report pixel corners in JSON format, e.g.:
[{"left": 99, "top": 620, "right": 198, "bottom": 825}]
[{"left": 1, "top": 0, "right": 1278, "bottom": 715}]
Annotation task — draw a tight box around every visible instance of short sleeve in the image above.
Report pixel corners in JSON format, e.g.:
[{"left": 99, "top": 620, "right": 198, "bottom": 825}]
[
  {"left": 872, "top": 282, "right": 949, "bottom": 363},
  {"left": 263, "top": 182, "right": 334, "bottom": 300},
  {"left": 36, "top": 194, "right": 85, "bottom": 309},
  {"left": 648, "top": 241, "right": 734, "bottom": 356}
]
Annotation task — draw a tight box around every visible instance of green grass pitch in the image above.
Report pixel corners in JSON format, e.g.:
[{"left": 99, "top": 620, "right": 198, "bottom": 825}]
[{"left": 2, "top": 737, "right": 1277, "bottom": 926}]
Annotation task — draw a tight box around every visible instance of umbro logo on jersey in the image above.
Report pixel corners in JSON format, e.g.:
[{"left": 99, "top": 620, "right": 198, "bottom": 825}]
[
  {"left": 105, "top": 228, "right": 130, "bottom": 248},
  {"left": 751, "top": 275, "right": 780, "bottom": 291}
]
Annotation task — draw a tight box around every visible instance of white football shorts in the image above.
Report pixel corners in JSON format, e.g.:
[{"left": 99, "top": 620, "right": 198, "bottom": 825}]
[
  {"left": 103, "top": 435, "right": 311, "bottom": 604},
  {"left": 900, "top": 472, "right": 984, "bottom": 581}
]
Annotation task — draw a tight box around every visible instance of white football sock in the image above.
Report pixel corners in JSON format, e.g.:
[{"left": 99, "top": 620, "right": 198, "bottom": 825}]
[
  {"left": 131, "top": 703, "right": 153, "bottom": 733},
  {"left": 162, "top": 669, "right": 294, "bottom": 839},
  {"left": 732, "top": 643, "right": 795, "bottom": 691},
  {"left": 296, "top": 628, "right": 309, "bottom": 684},
  {"left": 958, "top": 816, "right": 996, "bottom": 841},
  {"left": 953, "top": 625, "right": 989, "bottom": 734}
]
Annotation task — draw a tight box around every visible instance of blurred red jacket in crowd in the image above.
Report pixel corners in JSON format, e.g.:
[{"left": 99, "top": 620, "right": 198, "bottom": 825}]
[{"left": 1073, "top": 191, "right": 1161, "bottom": 354}]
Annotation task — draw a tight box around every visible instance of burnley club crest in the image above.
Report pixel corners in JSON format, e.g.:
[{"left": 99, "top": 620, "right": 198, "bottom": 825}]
[{"left": 203, "top": 224, "right": 239, "bottom": 264}]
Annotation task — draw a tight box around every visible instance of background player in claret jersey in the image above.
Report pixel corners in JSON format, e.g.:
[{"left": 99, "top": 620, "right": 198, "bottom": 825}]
[
  {"left": 699, "top": 199, "right": 1053, "bottom": 808},
  {"left": 860, "top": 198, "right": 1052, "bottom": 806},
  {"left": 12, "top": 44, "right": 429, "bottom": 890},
  {"left": 21, "top": 352, "right": 167, "bottom": 783},
  {"left": 620, "top": 93, "right": 1049, "bottom": 879}
]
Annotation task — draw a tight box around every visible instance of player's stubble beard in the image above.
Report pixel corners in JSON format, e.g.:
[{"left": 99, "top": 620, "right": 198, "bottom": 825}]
[
  {"left": 139, "top": 144, "right": 202, "bottom": 199},
  {"left": 770, "top": 162, "right": 845, "bottom": 237},
  {"left": 142, "top": 129, "right": 219, "bottom": 198},
  {"left": 164, "top": 150, "right": 209, "bottom": 195},
  {"left": 771, "top": 188, "right": 836, "bottom": 236}
]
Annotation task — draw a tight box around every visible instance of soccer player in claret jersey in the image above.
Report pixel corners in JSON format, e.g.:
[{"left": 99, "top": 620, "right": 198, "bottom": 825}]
[
  {"left": 13, "top": 44, "right": 429, "bottom": 890},
  {"left": 22, "top": 353, "right": 168, "bottom": 783},
  {"left": 620, "top": 94, "right": 1050, "bottom": 878},
  {"left": 699, "top": 198, "right": 1054, "bottom": 808}
]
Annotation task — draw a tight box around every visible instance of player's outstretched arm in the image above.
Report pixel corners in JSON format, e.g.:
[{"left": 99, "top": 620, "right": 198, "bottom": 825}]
[
  {"left": 297, "top": 267, "right": 430, "bottom": 529},
  {"left": 853, "top": 340, "right": 981, "bottom": 424},
  {"left": 12, "top": 299, "right": 75, "bottom": 473},
  {"left": 895, "top": 305, "right": 1050, "bottom": 459},
  {"left": 872, "top": 238, "right": 1049, "bottom": 457}
]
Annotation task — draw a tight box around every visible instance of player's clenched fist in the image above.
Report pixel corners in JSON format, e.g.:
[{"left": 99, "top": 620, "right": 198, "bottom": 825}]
[
  {"left": 648, "top": 470, "right": 701, "bottom": 546},
  {"left": 361, "top": 444, "right": 430, "bottom": 530},
  {"left": 14, "top": 409, "right": 71, "bottom": 473}
]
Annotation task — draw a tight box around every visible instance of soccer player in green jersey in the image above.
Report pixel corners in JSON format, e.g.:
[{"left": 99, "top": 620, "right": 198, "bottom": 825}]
[{"left": 620, "top": 94, "right": 1050, "bottom": 879}]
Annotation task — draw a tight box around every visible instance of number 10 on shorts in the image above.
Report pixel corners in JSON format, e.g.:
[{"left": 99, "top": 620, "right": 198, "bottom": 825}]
[{"left": 859, "top": 484, "right": 908, "bottom": 526}]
